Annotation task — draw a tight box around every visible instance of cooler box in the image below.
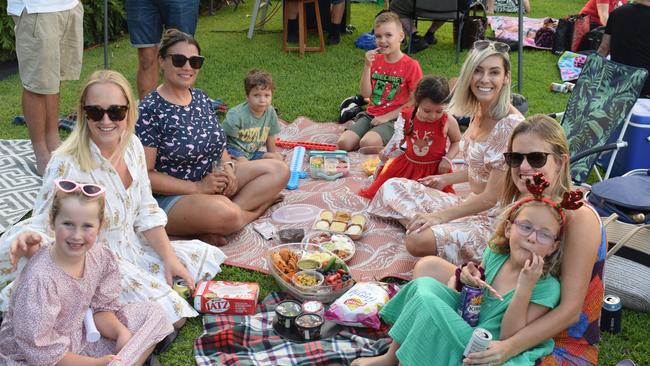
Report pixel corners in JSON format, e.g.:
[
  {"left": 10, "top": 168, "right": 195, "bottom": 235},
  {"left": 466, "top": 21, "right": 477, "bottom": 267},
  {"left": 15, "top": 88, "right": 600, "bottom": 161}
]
[{"left": 610, "top": 99, "right": 650, "bottom": 177}]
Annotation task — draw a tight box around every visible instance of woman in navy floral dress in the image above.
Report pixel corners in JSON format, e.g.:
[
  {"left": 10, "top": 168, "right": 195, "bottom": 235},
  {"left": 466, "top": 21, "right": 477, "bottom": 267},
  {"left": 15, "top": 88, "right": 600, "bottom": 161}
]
[{"left": 136, "top": 29, "right": 289, "bottom": 245}]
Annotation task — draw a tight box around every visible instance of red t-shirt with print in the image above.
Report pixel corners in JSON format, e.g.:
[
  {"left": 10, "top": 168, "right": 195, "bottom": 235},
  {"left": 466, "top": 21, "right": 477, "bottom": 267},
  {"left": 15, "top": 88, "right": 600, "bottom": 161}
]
[
  {"left": 366, "top": 54, "right": 423, "bottom": 117},
  {"left": 580, "top": 0, "right": 627, "bottom": 25}
]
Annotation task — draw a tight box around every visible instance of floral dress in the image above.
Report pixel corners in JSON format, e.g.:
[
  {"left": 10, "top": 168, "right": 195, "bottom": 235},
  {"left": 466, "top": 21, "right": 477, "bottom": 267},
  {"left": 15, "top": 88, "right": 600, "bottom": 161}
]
[
  {"left": 367, "top": 114, "right": 523, "bottom": 265},
  {"left": 0, "top": 245, "right": 173, "bottom": 365},
  {"left": 0, "top": 137, "right": 226, "bottom": 322}
]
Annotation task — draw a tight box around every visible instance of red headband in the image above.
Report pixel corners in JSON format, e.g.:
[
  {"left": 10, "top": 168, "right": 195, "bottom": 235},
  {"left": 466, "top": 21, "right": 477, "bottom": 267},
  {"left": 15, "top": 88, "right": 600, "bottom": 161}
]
[{"left": 508, "top": 173, "right": 583, "bottom": 224}]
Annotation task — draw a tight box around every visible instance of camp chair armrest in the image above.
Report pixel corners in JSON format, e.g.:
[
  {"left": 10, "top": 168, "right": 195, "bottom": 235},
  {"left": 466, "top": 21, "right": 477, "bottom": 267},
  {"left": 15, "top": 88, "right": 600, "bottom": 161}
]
[{"left": 570, "top": 142, "right": 628, "bottom": 164}]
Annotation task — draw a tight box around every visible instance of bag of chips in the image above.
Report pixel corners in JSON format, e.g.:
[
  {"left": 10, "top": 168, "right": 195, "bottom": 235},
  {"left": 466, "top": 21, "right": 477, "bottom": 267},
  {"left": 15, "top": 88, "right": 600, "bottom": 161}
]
[{"left": 323, "top": 282, "right": 398, "bottom": 329}]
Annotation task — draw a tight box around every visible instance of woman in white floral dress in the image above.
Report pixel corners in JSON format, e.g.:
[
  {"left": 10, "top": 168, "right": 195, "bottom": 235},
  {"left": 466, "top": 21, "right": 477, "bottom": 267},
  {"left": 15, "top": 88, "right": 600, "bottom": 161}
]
[
  {"left": 0, "top": 70, "right": 226, "bottom": 325},
  {"left": 367, "top": 41, "right": 524, "bottom": 265}
]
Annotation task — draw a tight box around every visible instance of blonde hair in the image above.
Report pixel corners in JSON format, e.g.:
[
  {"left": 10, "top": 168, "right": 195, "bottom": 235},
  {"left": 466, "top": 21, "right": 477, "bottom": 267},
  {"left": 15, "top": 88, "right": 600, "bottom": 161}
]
[
  {"left": 501, "top": 114, "right": 571, "bottom": 206},
  {"left": 55, "top": 70, "right": 136, "bottom": 171},
  {"left": 488, "top": 200, "right": 565, "bottom": 277},
  {"left": 374, "top": 11, "right": 403, "bottom": 32},
  {"left": 49, "top": 189, "right": 106, "bottom": 229},
  {"left": 448, "top": 45, "right": 512, "bottom": 120}
]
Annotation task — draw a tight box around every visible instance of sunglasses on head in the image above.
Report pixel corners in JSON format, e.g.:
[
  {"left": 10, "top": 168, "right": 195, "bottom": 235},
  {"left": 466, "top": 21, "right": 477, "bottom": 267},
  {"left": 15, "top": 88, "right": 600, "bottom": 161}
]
[
  {"left": 169, "top": 54, "right": 205, "bottom": 69},
  {"left": 503, "top": 152, "right": 553, "bottom": 169},
  {"left": 83, "top": 105, "right": 128, "bottom": 122},
  {"left": 473, "top": 40, "right": 510, "bottom": 53},
  {"left": 54, "top": 179, "right": 105, "bottom": 197}
]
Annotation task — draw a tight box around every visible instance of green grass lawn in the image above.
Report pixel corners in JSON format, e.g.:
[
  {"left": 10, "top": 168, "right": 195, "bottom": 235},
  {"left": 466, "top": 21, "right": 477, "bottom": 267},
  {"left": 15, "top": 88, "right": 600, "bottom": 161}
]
[{"left": 1, "top": 0, "right": 649, "bottom": 364}]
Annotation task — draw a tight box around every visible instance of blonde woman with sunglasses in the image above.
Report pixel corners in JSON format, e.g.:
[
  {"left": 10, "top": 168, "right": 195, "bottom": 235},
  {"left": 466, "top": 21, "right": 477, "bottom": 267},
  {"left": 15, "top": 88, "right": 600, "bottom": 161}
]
[
  {"left": 135, "top": 29, "right": 289, "bottom": 246},
  {"left": 375, "top": 116, "right": 604, "bottom": 365},
  {"left": 0, "top": 69, "right": 227, "bottom": 331},
  {"left": 367, "top": 40, "right": 524, "bottom": 266}
]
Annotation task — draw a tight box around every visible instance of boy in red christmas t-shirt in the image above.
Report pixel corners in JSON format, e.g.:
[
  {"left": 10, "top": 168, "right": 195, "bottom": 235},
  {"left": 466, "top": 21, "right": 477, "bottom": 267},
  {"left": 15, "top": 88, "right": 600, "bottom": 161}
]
[{"left": 337, "top": 11, "right": 423, "bottom": 151}]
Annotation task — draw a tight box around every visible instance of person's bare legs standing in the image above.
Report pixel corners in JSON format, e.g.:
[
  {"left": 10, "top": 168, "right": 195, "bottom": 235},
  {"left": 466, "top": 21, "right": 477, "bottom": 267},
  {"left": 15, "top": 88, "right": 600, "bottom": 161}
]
[
  {"left": 22, "top": 90, "right": 60, "bottom": 175},
  {"left": 11, "top": 2, "right": 83, "bottom": 176},
  {"left": 327, "top": 1, "right": 345, "bottom": 44},
  {"left": 136, "top": 47, "right": 160, "bottom": 99}
]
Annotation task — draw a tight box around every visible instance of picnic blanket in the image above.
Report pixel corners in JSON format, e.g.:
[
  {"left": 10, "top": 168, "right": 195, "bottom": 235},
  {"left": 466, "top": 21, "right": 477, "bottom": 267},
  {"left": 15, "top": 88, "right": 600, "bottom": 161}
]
[
  {"left": 219, "top": 117, "right": 421, "bottom": 281},
  {"left": 558, "top": 51, "right": 588, "bottom": 81},
  {"left": 0, "top": 140, "right": 42, "bottom": 234},
  {"left": 487, "top": 16, "right": 553, "bottom": 49},
  {"left": 194, "top": 292, "right": 392, "bottom": 365}
]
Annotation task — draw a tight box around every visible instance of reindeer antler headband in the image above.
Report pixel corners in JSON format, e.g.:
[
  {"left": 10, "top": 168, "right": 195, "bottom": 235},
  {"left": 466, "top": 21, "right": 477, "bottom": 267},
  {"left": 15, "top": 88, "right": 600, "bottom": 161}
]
[{"left": 508, "top": 172, "right": 584, "bottom": 224}]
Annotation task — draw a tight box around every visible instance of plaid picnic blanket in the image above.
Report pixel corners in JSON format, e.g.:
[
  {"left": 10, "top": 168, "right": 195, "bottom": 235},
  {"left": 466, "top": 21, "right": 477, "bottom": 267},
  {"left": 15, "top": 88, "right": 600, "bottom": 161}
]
[{"left": 194, "top": 293, "right": 392, "bottom": 366}]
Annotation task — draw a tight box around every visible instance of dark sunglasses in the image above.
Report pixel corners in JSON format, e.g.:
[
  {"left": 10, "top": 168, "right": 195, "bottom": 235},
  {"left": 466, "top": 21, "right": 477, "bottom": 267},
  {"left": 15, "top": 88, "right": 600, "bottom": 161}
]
[
  {"left": 503, "top": 152, "right": 553, "bottom": 169},
  {"left": 54, "top": 178, "right": 105, "bottom": 197},
  {"left": 83, "top": 105, "right": 128, "bottom": 122},
  {"left": 169, "top": 54, "right": 205, "bottom": 69},
  {"left": 473, "top": 40, "right": 510, "bottom": 53}
]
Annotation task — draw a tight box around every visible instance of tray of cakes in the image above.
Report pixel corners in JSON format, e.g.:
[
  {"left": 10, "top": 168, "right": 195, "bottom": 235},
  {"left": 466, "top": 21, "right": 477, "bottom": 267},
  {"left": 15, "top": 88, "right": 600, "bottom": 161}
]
[{"left": 313, "top": 210, "right": 366, "bottom": 240}]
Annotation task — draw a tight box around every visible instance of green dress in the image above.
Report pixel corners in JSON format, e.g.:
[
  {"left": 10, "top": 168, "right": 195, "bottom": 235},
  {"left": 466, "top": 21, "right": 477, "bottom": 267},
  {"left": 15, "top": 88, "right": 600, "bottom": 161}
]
[{"left": 379, "top": 248, "right": 560, "bottom": 366}]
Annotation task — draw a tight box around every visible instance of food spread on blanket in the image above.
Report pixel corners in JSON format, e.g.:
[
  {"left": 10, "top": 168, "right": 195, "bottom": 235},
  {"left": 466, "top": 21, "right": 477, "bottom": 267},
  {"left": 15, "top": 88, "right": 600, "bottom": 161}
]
[
  {"left": 361, "top": 156, "right": 381, "bottom": 175},
  {"left": 193, "top": 280, "right": 260, "bottom": 315},
  {"left": 304, "top": 231, "right": 355, "bottom": 262},
  {"left": 324, "top": 282, "right": 397, "bottom": 329},
  {"left": 314, "top": 210, "right": 365, "bottom": 240},
  {"left": 269, "top": 244, "right": 355, "bottom": 298}
]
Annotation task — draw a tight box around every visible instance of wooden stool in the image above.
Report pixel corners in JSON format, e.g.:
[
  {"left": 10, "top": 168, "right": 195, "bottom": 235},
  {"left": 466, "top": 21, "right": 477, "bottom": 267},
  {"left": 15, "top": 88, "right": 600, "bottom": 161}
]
[{"left": 282, "top": 0, "right": 325, "bottom": 56}]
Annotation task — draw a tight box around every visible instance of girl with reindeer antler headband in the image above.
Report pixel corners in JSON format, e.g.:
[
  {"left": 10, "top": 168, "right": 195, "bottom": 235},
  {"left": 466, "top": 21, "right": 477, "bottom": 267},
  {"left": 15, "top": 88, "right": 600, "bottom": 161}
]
[
  {"left": 359, "top": 75, "right": 462, "bottom": 199},
  {"left": 352, "top": 172, "right": 584, "bottom": 366}
]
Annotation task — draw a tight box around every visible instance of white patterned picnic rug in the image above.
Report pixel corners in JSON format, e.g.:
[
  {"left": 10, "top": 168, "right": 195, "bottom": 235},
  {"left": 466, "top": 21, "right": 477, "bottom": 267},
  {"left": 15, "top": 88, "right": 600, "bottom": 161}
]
[{"left": 0, "top": 140, "right": 42, "bottom": 234}]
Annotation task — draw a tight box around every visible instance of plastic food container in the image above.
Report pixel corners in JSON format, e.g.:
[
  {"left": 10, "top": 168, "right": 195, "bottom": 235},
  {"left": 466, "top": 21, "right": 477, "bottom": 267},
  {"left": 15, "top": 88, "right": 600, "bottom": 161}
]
[
  {"left": 309, "top": 151, "right": 350, "bottom": 180},
  {"left": 292, "top": 270, "right": 325, "bottom": 292},
  {"left": 303, "top": 231, "right": 356, "bottom": 262},
  {"left": 268, "top": 243, "right": 355, "bottom": 303},
  {"left": 295, "top": 313, "right": 324, "bottom": 340},
  {"left": 312, "top": 210, "right": 366, "bottom": 240},
  {"left": 275, "top": 300, "right": 303, "bottom": 329}
]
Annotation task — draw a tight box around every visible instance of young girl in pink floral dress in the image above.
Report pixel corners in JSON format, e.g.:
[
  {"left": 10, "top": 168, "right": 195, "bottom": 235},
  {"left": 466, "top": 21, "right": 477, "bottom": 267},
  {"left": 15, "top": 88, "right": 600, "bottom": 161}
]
[
  {"left": 0, "top": 180, "right": 172, "bottom": 365},
  {"left": 359, "top": 75, "right": 461, "bottom": 199}
]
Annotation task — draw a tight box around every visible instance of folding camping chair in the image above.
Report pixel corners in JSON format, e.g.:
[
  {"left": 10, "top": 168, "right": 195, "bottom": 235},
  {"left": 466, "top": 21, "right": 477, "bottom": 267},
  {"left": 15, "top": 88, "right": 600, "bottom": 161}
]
[
  {"left": 551, "top": 54, "right": 648, "bottom": 186},
  {"left": 407, "top": 0, "right": 467, "bottom": 63}
]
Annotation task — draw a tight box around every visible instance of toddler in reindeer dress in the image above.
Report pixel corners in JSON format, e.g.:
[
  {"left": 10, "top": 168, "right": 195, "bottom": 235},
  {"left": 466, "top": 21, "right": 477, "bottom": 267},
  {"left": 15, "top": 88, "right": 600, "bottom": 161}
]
[
  {"left": 360, "top": 108, "right": 460, "bottom": 199},
  {"left": 360, "top": 76, "right": 460, "bottom": 199}
]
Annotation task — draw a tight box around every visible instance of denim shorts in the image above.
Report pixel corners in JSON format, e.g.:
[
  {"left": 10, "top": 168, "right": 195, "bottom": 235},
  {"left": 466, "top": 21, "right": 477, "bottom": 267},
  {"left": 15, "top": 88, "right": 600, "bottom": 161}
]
[
  {"left": 227, "top": 146, "right": 265, "bottom": 160},
  {"left": 125, "top": 0, "right": 200, "bottom": 47},
  {"left": 154, "top": 194, "right": 184, "bottom": 214}
]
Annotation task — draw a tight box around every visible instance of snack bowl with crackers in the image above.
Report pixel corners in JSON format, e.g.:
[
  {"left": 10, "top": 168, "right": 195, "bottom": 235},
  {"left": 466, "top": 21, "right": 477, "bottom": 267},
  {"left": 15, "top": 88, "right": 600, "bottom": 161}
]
[
  {"left": 267, "top": 243, "right": 355, "bottom": 303},
  {"left": 313, "top": 210, "right": 366, "bottom": 240},
  {"left": 303, "top": 231, "right": 356, "bottom": 262}
]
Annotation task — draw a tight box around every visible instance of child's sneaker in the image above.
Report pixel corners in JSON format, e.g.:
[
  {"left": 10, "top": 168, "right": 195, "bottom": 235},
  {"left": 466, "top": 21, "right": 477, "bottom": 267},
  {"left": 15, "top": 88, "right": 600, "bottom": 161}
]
[
  {"left": 339, "top": 95, "right": 366, "bottom": 111},
  {"left": 339, "top": 104, "right": 362, "bottom": 124}
]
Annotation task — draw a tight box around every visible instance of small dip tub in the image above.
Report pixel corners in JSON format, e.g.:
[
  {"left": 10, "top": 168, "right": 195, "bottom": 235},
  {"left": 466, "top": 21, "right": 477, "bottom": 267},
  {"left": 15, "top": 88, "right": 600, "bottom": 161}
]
[
  {"left": 275, "top": 300, "right": 302, "bottom": 329},
  {"left": 295, "top": 313, "right": 324, "bottom": 340},
  {"left": 302, "top": 300, "right": 324, "bottom": 317}
]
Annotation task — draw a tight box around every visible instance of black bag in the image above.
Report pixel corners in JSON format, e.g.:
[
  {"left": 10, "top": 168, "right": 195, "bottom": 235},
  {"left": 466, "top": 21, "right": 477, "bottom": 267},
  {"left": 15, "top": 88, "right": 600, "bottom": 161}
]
[
  {"left": 588, "top": 172, "right": 650, "bottom": 224},
  {"left": 552, "top": 14, "right": 590, "bottom": 54},
  {"left": 578, "top": 26, "right": 605, "bottom": 52},
  {"left": 455, "top": 3, "right": 487, "bottom": 50}
]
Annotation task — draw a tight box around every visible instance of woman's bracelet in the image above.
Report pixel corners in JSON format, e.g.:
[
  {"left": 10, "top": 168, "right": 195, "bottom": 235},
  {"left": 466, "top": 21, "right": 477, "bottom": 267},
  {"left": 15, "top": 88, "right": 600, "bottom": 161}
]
[{"left": 454, "top": 261, "right": 485, "bottom": 292}]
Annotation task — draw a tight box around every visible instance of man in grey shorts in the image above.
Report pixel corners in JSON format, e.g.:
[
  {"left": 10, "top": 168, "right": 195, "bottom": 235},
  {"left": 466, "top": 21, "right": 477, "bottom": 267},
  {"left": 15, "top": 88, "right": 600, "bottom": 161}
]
[{"left": 8, "top": 0, "right": 84, "bottom": 176}]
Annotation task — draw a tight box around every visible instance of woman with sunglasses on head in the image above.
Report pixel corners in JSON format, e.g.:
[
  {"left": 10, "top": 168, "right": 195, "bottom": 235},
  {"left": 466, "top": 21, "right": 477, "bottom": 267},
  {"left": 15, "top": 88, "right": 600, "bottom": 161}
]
[
  {"left": 367, "top": 40, "right": 524, "bottom": 265},
  {"left": 135, "top": 29, "right": 289, "bottom": 246},
  {"left": 0, "top": 181, "right": 173, "bottom": 365},
  {"left": 415, "top": 115, "right": 604, "bottom": 365},
  {"left": 0, "top": 69, "right": 227, "bottom": 330}
]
